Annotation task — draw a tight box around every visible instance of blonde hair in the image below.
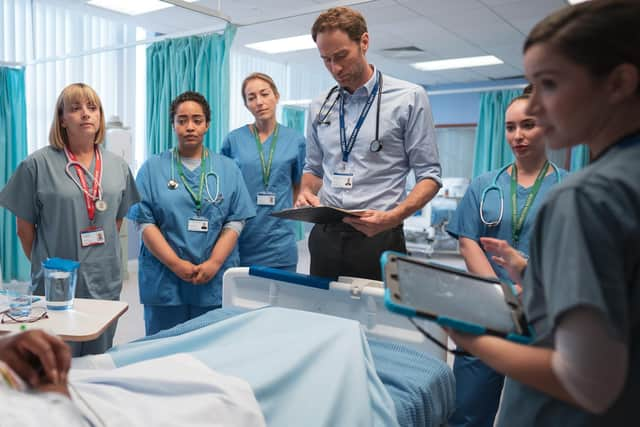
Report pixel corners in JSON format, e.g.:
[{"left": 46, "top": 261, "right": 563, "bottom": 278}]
[
  {"left": 241, "top": 72, "right": 280, "bottom": 104},
  {"left": 49, "top": 83, "right": 106, "bottom": 149}
]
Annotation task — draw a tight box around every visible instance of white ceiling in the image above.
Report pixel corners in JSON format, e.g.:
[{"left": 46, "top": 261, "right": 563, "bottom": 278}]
[{"left": 82, "top": 0, "right": 570, "bottom": 87}]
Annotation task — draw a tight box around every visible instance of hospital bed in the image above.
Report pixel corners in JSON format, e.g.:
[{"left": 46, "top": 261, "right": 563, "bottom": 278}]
[{"left": 105, "top": 267, "right": 455, "bottom": 427}]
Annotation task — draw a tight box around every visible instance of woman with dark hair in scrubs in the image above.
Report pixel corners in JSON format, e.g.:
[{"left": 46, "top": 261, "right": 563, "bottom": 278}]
[
  {"left": 128, "top": 91, "right": 255, "bottom": 336},
  {"left": 447, "top": 1, "right": 640, "bottom": 425},
  {"left": 222, "top": 73, "right": 306, "bottom": 271}
]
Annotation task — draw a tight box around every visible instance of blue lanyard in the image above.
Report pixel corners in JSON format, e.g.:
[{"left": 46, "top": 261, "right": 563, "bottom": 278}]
[{"left": 339, "top": 71, "right": 380, "bottom": 162}]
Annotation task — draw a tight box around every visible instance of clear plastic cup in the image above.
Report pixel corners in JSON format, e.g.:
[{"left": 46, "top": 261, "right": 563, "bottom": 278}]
[
  {"left": 43, "top": 269, "right": 77, "bottom": 310},
  {"left": 5, "top": 280, "right": 33, "bottom": 318}
]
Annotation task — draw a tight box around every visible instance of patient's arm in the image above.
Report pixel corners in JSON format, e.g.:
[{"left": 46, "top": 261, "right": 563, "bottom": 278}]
[{"left": 0, "top": 330, "right": 71, "bottom": 390}]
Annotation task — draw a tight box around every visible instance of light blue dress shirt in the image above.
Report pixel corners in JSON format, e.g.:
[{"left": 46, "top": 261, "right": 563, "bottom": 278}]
[
  {"left": 304, "top": 67, "right": 442, "bottom": 211},
  {"left": 222, "top": 124, "right": 305, "bottom": 269}
]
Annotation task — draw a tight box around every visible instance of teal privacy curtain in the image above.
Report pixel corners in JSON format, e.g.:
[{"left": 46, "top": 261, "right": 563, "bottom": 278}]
[
  {"left": 146, "top": 25, "right": 236, "bottom": 156},
  {"left": 281, "top": 106, "right": 307, "bottom": 241},
  {"left": 570, "top": 145, "right": 590, "bottom": 171},
  {"left": 472, "top": 89, "right": 523, "bottom": 178},
  {"left": 0, "top": 67, "right": 30, "bottom": 281},
  {"left": 282, "top": 106, "right": 306, "bottom": 134}
]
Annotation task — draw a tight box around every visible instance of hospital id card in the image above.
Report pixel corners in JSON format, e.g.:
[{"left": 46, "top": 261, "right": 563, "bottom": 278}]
[
  {"left": 80, "top": 226, "right": 106, "bottom": 247},
  {"left": 188, "top": 217, "right": 209, "bottom": 232},
  {"left": 331, "top": 172, "right": 354, "bottom": 189},
  {"left": 257, "top": 192, "right": 276, "bottom": 206}
]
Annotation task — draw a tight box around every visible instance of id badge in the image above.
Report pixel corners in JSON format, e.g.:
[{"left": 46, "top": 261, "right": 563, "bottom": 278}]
[
  {"left": 257, "top": 191, "right": 276, "bottom": 206},
  {"left": 80, "top": 226, "right": 106, "bottom": 247},
  {"left": 188, "top": 217, "right": 209, "bottom": 232},
  {"left": 332, "top": 172, "right": 354, "bottom": 188}
]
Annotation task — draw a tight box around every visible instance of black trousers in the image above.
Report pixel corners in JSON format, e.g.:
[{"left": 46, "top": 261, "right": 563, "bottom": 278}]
[{"left": 308, "top": 223, "right": 406, "bottom": 281}]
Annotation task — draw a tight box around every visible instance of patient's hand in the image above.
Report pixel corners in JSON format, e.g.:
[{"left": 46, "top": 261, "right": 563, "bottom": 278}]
[
  {"left": 35, "top": 381, "right": 71, "bottom": 397},
  {"left": 0, "top": 330, "right": 71, "bottom": 388},
  {"left": 480, "top": 237, "right": 528, "bottom": 285}
]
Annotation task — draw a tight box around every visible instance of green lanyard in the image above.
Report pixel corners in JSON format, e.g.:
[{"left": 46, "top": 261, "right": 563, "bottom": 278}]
[
  {"left": 251, "top": 123, "right": 279, "bottom": 189},
  {"left": 511, "top": 160, "right": 549, "bottom": 248},
  {"left": 175, "top": 147, "right": 207, "bottom": 213}
]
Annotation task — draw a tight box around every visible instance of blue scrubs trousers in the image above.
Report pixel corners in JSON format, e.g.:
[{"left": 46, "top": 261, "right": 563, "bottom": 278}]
[
  {"left": 144, "top": 304, "right": 221, "bottom": 336},
  {"left": 449, "top": 354, "right": 504, "bottom": 427}
]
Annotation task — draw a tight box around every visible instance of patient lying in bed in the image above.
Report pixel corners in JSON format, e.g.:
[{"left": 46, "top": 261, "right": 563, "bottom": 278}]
[
  {"left": 1, "top": 308, "right": 401, "bottom": 427},
  {"left": 0, "top": 336, "right": 265, "bottom": 426}
]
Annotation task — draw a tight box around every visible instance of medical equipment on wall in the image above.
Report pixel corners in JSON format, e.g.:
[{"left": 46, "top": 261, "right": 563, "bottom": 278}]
[
  {"left": 105, "top": 116, "right": 133, "bottom": 167},
  {"left": 315, "top": 71, "right": 383, "bottom": 153},
  {"left": 168, "top": 148, "right": 222, "bottom": 204},
  {"left": 479, "top": 161, "right": 562, "bottom": 226},
  {"left": 404, "top": 177, "right": 469, "bottom": 256}
]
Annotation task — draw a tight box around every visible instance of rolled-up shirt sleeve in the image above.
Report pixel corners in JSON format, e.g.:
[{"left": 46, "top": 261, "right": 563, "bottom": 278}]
[{"left": 405, "top": 88, "right": 442, "bottom": 187}]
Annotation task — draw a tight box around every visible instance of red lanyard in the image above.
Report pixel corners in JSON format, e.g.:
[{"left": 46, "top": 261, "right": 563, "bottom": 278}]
[{"left": 64, "top": 146, "right": 102, "bottom": 222}]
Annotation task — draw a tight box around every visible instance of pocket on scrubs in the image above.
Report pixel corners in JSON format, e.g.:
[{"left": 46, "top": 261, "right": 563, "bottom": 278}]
[{"left": 79, "top": 256, "right": 122, "bottom": 300}]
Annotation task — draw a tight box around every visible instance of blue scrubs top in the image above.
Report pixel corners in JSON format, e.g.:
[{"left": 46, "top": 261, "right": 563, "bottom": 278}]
[
  {"left": 446, "top": 166, "right": 567, "bottom": 282},
  {"left": 127, "top": 150, "right": 255, "bottom": 307},
  {"left": 221, "top": 124, "right": 305, "bottom": 269}
]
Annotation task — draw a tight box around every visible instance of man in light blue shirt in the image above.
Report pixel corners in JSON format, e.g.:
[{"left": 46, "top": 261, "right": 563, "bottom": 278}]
[{"left": 296, "top": 6, "right": 441, "bottom": 280}]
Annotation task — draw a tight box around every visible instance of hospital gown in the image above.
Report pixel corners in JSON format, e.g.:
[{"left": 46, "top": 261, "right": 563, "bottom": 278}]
[
  {"left": 496, "top": 135, "right": 640, "bottom": 426},
  {"left": 127, "top": 150, "right": 255, "bottom": 333},
  {"left": 0, "top": 355, "right": 266, "bottom": 427},
  {"left": 0, "top": 146, "right": 140, "bottom": 355},
  {"left": 221, "top": 124, "right": 305, "bottom": 270}
]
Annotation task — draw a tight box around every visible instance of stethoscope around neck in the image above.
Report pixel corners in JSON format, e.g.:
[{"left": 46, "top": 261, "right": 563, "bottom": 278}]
[
  {"left": 315, "top": 71, "right": 383, "bottom": 153},
  {"left": 167, "top": 148, "right": 222, "bottom": 204},
  {"left": 479, "top": 161, "right": 562, "bottom": 226}
]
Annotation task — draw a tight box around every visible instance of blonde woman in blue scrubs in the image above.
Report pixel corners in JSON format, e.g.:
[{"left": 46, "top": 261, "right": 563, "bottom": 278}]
[{"left": 222, "top": 73, "right": 306, "bottom": 271}]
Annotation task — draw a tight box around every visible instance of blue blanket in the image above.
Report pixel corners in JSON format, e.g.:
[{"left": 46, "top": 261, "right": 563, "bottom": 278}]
[{"left": 110, "top": 307, "right": 455, "bottom": 427}]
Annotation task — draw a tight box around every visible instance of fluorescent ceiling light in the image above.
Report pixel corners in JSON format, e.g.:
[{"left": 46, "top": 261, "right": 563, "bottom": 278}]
[
  {"left": 411, "top": 55, "right": 503, "bottom": 71},
  {"left": 88, "top": 0, "right": 196, "bottom": 16},
  {"left": 246, "top": 35, "right": 316, "bottom": 54},
  {"left": 567, "top": 0, "right": 590, "bottom": 4}
]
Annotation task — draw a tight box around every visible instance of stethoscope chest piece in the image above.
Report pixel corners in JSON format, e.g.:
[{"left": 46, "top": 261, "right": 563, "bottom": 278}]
[
  {"left": 370, "top": 139, "right": 383, "bottom": 153},
  {"left": 95, "top": 199, "right": 108, "bottom": 212},
  {"left": 167, "top": 179, "right": 179, "bottom": 190}
]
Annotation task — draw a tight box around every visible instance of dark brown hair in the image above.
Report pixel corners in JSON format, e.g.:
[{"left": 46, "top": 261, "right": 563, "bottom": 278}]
[
  {"left": 311, "top": 7, "right": 368, "bottom": 43},
  {"left": 524, "top": 0, "right": 640, "bottom": 92}
]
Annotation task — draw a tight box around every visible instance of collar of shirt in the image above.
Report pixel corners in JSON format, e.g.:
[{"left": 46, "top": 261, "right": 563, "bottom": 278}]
[{"left": 342, "top": 65, "right": 378, "bottom": 100}]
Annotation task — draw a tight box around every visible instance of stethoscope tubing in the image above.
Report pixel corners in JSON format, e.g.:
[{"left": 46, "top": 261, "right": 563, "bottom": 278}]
[
  {"left": 64, "top": 160, "right": 104, "bottom": 202},
  {"left": 316, "top": 72, "right": 383, "bottom": 153},
  {"left": 479, "top": 162, "right": 562, "bottom": 227},
  {"left": 168, "top": 149, "right": 221, "bottom": 204}
]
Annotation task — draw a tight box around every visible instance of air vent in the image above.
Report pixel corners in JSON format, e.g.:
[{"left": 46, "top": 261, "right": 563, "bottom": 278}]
[{"left": 380, "top": 46, "right": 424, "bottom": 59}]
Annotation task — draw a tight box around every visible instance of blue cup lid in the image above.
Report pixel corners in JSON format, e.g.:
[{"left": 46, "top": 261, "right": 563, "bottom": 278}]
[{"left": 42, "top": 257, "right": 80, "bottom": 272}]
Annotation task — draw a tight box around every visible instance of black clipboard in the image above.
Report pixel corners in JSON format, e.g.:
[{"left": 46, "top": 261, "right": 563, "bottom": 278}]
[
  {"left": 382, "top": 252, "right": 533, "bottom": 343},
  {"left": 270, "top": 206, "right": 365, "bottom": 224}
]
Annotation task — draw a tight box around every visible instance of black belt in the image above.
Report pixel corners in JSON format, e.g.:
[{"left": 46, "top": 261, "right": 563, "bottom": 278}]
[{"left": 319, "top": 223, "right": 404, "bottom": 233}]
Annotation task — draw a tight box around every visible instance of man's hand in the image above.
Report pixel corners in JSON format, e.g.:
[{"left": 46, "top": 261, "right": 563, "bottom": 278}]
[
  {"left": 343, "top": 210, "right": 400, "bottom": 237},
  {"left": 0, "top": 330, "right": 71, "bottom": 391},
  {"left": 294, "top": 189, "right": 320, "bottom": 207}
]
